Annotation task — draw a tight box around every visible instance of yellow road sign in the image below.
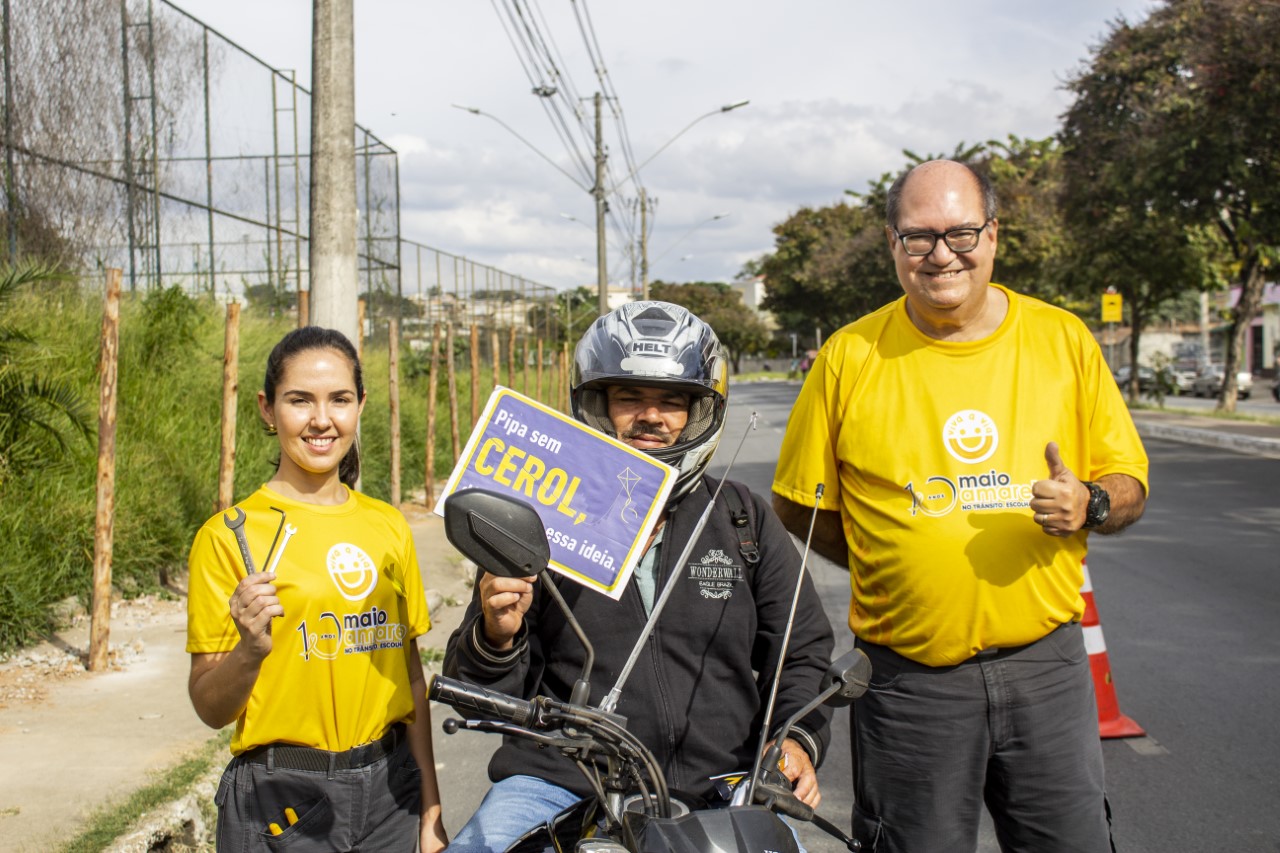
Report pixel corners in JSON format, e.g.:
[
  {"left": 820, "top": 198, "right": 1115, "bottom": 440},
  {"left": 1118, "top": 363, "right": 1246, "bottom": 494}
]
[{"left": 1102, "top": 293, "right": 1123, "bottom": 324}]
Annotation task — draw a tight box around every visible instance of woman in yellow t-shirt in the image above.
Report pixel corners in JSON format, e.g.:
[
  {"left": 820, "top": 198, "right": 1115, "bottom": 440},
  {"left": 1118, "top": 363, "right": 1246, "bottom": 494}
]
[{"left": 186, "top": 326, "right": 447, "bottom": 852}]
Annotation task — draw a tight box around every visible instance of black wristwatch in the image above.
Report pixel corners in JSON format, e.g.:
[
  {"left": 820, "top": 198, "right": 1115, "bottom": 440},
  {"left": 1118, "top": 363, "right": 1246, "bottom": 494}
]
[{"left": 1082, "top": 481, "right": 1111, "bottom": 529}]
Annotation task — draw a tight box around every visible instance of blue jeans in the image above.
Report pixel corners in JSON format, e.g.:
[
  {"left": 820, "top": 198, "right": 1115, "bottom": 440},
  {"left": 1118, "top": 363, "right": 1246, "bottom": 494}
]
[
  {"left": 450, "top": 774, "right": 809, "bottom": 853},
  {"left": 448, "top": 775, "right": 582, "bottom": 853}
]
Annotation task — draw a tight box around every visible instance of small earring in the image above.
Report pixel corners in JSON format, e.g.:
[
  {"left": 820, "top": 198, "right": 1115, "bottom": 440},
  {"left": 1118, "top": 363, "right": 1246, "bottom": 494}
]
[{"left": 267, "top": 422, "right": 278, "bottom": 435}]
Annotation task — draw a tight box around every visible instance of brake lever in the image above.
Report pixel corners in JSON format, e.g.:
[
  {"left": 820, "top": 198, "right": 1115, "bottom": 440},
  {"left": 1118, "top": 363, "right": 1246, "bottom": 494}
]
[{"left": 441, "top": 717, "right": 596, "bottom": 753}]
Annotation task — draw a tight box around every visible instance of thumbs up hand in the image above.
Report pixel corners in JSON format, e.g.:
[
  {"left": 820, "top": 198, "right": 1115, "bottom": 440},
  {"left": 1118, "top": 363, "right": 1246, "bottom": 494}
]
[{"left": 1029, "top": 441, "right": 1090, "bottom": 537}]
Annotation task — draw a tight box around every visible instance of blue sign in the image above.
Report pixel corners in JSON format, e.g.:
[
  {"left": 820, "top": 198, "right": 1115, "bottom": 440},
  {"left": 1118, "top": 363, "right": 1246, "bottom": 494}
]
[{"left": 434, "top": 388, "right": 676, "bottom": 599}]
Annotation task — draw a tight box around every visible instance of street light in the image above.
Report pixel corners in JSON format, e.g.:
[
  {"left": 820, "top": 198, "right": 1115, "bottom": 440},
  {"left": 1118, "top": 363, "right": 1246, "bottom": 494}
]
[
  {"left": 650, "top": 212, "right": 730, "bottom": 269},
  {"left": 624, "top": 100, "right": 749, "bottom": 299},
  {"left": 455, "top": 98, "right": 611, "bottom": 317},
  {"left": 560, "top": 213, "right": 592, "bottom": 229},
  {"left": 620, "top": 100, "right": 750, "bottom": 189},
  {"left": 452, "top": 104, "right": 589, "bottom": 193}
]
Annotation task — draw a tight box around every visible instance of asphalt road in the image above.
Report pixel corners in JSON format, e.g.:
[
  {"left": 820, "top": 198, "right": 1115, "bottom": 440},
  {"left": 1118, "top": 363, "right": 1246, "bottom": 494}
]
[{"left": 432, "top": 380, "right": 1280, "bottom": 852}]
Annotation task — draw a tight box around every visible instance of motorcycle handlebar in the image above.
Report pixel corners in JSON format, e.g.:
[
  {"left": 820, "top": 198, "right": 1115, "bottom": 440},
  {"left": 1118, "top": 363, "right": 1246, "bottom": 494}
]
[{"left": 429, "top": 674, "right": 535, "bottom": 728}]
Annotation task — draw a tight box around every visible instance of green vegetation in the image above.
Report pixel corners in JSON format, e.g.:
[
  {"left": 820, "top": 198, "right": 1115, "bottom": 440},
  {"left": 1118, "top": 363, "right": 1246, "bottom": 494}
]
[
  {"left": 0, "top": 275, "right": 543, "bottom": 653},
  {"left": 0, "top": 265, "right": 94, "bottom": 488},
  {"left": 58, "top": 729, "right": 230, "bottom": 853},
  {"left": 752, "top": 1, "right": 1280, "bottom": 415}
]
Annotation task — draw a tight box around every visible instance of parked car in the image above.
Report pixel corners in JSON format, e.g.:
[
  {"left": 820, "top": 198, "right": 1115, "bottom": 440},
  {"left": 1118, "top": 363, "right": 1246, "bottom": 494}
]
[
  {"left": 1166, "top": 365, "right": 1197, "bottom": 395},
  {"left": 1190, "top": 364, "right": 1253, "bottom": 399},
  {"left": 1113, "top": 364, "right": 1156, "bottom": 392}
]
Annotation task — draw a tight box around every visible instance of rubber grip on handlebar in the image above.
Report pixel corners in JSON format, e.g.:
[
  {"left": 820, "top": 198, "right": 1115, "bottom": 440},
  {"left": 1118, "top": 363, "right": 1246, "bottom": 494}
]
[
  {"left": 428, "top": 674, "right": 534, "bottom": 727},
  {"left": 754, "top": 780, "right": 814, "bottom": 821}
]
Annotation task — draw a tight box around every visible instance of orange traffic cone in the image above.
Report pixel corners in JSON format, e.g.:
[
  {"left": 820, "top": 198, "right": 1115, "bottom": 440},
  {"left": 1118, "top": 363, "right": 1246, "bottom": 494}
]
[{"left": 1081, "top": 560, "right": 1145, "bottom": 739}]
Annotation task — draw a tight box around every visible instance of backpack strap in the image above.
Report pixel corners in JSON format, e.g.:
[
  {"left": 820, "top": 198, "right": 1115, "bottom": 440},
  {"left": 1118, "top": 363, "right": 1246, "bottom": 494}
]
[{"left": 711, "top": 475, "right": 761, "bottom": 571}]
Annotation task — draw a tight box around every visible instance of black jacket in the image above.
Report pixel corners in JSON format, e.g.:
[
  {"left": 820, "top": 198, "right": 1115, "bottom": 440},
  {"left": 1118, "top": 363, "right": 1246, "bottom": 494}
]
[{"left": 443, "top": 478, "right": 835, "bottom": 799}]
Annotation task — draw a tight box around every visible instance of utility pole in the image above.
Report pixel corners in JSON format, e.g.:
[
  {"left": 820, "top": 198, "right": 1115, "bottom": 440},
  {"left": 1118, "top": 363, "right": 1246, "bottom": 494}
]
[
  {"left": 2, "top": 0, "right": 17, "bottom": 263},
  {"left": 639, "top": 189, "right": 650, "bottom": 301},
  {"left": 593, "top": 92, "right": 608, "bottom": 317},
  {"left": 308, "top": 0, "right": 358, "bottom": 345}
]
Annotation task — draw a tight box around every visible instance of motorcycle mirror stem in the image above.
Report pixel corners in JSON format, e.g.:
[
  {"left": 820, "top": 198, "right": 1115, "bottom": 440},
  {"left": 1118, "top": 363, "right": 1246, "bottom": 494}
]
[
  {"left": 755, "top": 648, "right": 873, "bottom": 782},
  {"left": 443, "top": 489, "right": 595, "bottom": 707},
  {"left": 745, "top": 482, "right": 825, "bottom": 808}
]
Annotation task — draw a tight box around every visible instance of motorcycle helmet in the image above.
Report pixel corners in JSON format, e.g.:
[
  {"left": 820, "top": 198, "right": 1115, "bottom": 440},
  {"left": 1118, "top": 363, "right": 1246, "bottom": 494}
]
[{"left": 571, "top": 301, "right": 728, "bottom": 502}]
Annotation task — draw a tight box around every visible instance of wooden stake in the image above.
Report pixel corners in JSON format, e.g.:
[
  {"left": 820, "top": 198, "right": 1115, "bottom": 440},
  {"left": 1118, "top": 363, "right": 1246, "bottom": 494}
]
[
  {"left": 388, "top": 316, "right": 401, "bottom": 508},
  {"left": 522, "top": 337, "right": 530, "bottom": 396},
  {"left": 561, "top": 343, "right": 570, "bottom": 413},
  {"left": 217, "top": 302, "right": 240, "bottom": 512},
  {"left": 89, "top": 269, "right": 122, "bottom": 673},
  {"left": 357, "top": 297, "right": 366, "bottom": 362},
  {"left": 470, "top": 323, "right": 480, "bottom": 425},
  {"left": 536, "top": 338, "right": 544, "bottom": 403},
  {"left": 446, "top": 323, "right": 460, "bottom": 461},
  {"left": 507, "top": 326, "right": 516, "bottom": 390},
  {"left": 425, "top": 323, "right": 440, "bottom": 508},
  {"left": 297, "top": 288, "right": 310, "bottom": 328},
  {"left": 553, "top": 344, "right": 562, "bottom": 412},
  {"left": 490, "top": 326, "right": 501, "bottom": 395}
]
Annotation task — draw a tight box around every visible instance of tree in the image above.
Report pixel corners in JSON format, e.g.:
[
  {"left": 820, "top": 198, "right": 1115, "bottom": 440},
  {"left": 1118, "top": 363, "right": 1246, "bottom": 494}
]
[
  {"left": 0, "top": 265, "right": 92, "bottom": 487},
  {"left": 1060, "top": 0, "right": 1280, "bottom": 411},
  {"left": 756, "top": 198, "right": 899, "bottom": 340},
  {"left": 526, "top": 287, "right": 596, "bottom": 348},
  {"left": 649, "top": 281, "right": 771, "bottom": 373},
  {"left": 756, "top": 140, "right": 1069, "bottom": 342},
  {"left": 983, "top": 136, "right": 1071, "bottom": 304}
]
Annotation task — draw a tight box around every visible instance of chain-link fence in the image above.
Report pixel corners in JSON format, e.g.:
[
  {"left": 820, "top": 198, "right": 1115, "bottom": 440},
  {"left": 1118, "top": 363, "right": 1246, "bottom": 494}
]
[{"left": 1, "top": 0, "right": 556, "bottom": 330}]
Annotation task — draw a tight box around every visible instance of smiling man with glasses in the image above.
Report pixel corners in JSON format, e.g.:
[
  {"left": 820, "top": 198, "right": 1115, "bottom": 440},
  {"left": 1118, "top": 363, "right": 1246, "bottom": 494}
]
[{"left": 773, "top": 159, "right": 1150, "bottom": 852}]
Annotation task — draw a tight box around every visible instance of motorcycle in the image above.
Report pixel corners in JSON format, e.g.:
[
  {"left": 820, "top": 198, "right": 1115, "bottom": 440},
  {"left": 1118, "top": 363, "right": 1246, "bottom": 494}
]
[{"left": 429, "top": 488, "right": 871, "bottom": 853}]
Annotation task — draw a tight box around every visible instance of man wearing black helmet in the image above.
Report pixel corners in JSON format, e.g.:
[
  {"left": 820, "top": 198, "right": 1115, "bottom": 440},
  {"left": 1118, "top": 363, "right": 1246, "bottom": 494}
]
[{"left": 444, "top": 301, "right": 835, "bottom": 853}]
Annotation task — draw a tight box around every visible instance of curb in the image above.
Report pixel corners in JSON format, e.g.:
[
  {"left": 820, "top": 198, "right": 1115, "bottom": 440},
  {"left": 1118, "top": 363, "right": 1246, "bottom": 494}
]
[
  {"left": 1134, "top": 420, "right": 1280, "bottom": 459},
  {"left": 103, "top": 765, "right": 219, "bottom": 852}
]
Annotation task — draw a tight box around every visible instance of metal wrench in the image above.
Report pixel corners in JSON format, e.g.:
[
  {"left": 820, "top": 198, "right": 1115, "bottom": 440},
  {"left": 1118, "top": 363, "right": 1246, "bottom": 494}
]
[{"left": 221, "top": 506, "right": 257, "bottom": 575}]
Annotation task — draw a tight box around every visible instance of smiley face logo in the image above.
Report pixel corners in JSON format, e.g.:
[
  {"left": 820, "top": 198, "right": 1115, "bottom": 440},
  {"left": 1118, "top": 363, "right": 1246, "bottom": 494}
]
[
  {"left": 942, "top": 410, "right": 999, "bottom": 464},
  {"left": 327, "top": 543, "right": 379, "bottom": 601}
]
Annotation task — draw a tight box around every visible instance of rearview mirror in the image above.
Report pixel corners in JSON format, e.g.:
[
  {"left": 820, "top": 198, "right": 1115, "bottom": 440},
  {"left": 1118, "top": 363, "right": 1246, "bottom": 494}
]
[
  {"left": 821, "top": 648, "right": 872, "bottom": 708},
  {"left": 443, "top": 489, "right": 550, "bottom": 579}
]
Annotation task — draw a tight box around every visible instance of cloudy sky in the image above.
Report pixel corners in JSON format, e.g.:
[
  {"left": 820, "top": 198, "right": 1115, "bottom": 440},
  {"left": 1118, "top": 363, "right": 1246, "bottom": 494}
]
[{"left": 174, "top": 0, "right": 1156, "bottom": 291}]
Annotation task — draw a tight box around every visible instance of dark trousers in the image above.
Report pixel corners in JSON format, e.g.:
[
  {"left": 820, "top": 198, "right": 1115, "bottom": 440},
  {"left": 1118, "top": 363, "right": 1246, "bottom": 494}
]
[
  {"left": 214, "top": 731, "right": 421, "bottom": 852},
  {"left": 851, "top": 623, "right": 1113, "bottom": 853}
]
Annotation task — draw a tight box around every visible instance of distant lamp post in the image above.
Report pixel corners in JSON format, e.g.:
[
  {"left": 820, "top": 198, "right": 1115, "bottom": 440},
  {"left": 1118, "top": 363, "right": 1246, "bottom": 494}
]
[
  {"left": 454, "top": 99, "right": 611, "bottom": 316},
  {"left": 627, "top": 102, "right": 749, "bottom": 300},
  {"left": 650, "top": 212, "right": 730, "bottom": 272}
]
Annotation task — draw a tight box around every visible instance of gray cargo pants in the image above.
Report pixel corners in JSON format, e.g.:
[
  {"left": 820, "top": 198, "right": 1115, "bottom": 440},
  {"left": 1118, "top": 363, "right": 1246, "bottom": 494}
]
[{"left": 851, "top": 622, "right": 1114, "bottom": 853}]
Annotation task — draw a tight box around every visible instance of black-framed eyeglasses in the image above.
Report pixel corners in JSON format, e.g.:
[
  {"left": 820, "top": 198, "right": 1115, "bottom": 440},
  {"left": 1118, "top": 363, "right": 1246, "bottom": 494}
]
[{"left": 893, "top": 220, "right": 992, "bottom": 256}]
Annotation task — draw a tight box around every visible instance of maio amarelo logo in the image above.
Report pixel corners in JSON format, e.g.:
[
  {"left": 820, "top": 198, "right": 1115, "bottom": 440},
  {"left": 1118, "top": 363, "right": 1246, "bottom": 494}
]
[
  {"left": 942, "top": 410, "right": 999, "bottom": 464},
  {"left": 327, "top": 543, "right": 379, "bottom": 601}
]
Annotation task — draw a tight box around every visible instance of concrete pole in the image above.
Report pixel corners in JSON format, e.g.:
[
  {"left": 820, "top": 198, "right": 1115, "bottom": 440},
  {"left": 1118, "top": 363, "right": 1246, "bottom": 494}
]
[
  {"left": 640, "top": 188, "right": 649, "bottom": 302},
  {"left": 593, "top": 92, "right": 608, "bottom": 317},
  {"left": 308, "top": 0, "right": 358, "bottom": 345}
]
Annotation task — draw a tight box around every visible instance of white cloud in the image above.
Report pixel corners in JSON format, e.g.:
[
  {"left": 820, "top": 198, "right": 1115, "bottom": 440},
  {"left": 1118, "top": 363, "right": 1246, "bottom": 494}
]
[{"left": 170, "top": 0, "right": 1156, "bottom": 289}]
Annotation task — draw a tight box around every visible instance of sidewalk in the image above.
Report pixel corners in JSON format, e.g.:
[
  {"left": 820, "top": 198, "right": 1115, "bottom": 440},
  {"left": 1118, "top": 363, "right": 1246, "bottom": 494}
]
[
  {"left": 0, "top": 501, "right": 470, "bottom": 853},
  {"left": 1129, "top": 407, "right": 1280, "bottom": 459}
]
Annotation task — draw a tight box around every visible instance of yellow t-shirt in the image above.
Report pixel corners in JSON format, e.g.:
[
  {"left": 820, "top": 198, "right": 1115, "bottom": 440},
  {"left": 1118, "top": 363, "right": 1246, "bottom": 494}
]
[
  {"left": 186, "top": 485, "right": 432, "bottom": 754},
  {"left": 773, "top": 285, "right": 1149, "bottom": 666}
]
